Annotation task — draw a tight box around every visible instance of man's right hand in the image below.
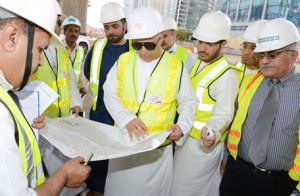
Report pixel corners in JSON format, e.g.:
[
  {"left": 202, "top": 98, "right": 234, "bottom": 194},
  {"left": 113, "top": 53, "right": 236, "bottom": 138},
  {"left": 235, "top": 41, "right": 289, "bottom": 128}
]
[
  {"left": 126, "top": 118, "right": 148, "bottom": 139},
  {"left": 60, "top": 156, "right": 91, "bottom": 188}
]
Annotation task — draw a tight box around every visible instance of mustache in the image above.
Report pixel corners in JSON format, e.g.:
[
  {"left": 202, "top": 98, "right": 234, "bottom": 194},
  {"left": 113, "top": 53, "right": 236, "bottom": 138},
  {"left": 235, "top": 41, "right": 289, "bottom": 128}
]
[
  {"left": 260, "top": 64, "right": 273, "bottom": 68},
  {"left": 198, "top": 51, "right": 208, "bottom": 55}
]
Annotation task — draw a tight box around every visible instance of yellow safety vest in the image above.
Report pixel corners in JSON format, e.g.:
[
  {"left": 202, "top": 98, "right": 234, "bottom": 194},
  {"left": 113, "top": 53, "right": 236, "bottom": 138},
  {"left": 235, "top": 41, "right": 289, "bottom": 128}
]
[
  {"left": 31, "top": 48, "right": 71, "bottom": 117},
  {"left": 227, "top": 72, "right": 300, "bottom": 184},
  {"left": 0, "top": 86, "right": 45, "bottom": 187},
  {"left": 235, "top": 61, "right": 259, "bottom": 104},
  {"left": 117, "top": 51, "right": 182, "bottom": 146},
  {"left": 90, "top": 38, "right": 133, "bottom": 110},
  {"left": 71, "top": 46, "right": 84, "bottom": 82},
  {"left": 174, "top": 45, "right": 190, "bottom": 66},
  {"left": 189, "top": 56, "right": 235, "bottom": 141}
]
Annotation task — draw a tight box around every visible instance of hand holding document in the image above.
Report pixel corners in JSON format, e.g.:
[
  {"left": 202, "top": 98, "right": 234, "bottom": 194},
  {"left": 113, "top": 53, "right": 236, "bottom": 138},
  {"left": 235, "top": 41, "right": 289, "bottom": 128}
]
[
  {"left": 39, "top": 117, "right": 171, "bottom": 161},
  {"left": 16, "top": 80, "right": 58, "bottom": 139}
]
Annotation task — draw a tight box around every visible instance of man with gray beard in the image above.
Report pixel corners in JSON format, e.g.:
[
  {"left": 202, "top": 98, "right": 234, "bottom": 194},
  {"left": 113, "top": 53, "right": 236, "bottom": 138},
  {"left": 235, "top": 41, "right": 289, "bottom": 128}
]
[{"left": 83, "top": 2, "right": 132, "bottom": 195}]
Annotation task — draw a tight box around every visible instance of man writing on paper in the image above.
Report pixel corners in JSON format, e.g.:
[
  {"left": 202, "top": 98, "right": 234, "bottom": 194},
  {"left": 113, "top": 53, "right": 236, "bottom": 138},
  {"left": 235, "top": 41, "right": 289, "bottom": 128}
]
[{"left": 0, "top": 0, "right": 90, "bottom": 195}]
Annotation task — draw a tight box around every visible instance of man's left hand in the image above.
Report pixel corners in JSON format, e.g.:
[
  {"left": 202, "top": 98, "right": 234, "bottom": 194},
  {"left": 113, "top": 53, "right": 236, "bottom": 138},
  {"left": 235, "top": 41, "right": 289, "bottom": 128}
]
[{"left": 32, "top": 114, "right": 45, "bottom": 129}]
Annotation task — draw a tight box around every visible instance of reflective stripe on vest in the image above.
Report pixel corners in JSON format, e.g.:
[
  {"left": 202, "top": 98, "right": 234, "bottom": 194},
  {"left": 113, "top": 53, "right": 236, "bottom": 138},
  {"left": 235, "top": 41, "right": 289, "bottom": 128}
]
[
  {"left": 290, "top": 72, "right": 300, "bottom": 182},
  {"left": 290, "top": 134, "right": 300, "bottom": 181},
  {"left": 90, "top": 38, "right": 108, "bottom": 111},
  {"left": 174, "top": 45, "right": 189, "bottom": 66},
  {"left": 72, "top": 46, "right": 84, "bottom": 82},
  {"left": 117, "top": 51, "right": 182, "bottom": 146},
  {"left": 31, "top": 48, "right": 71, "bottom": 117},
  {"left": 227, "top": 72, "right": 264, "bottom": 159},
  {"left": 235, "top": 61, "right": 259, "bottom": 104},
  {"left": 234, "top": 60, "right": 245, "bottom": 85},
  {"left": 90, "top": 39, "right": 133, "bottom": 111},
  {"left": 189, "top": 56, "right": 233, "bottom": 140},
  {"left": 0, "top": 86, "right": 45, "bottom": 187}
]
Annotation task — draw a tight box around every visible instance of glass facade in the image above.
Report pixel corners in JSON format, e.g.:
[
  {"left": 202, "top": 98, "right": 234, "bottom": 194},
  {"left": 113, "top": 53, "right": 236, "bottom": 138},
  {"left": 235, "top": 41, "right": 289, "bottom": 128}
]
[
  {"left": 220, "top": 0, "right": 300, "bottom": 30},
  {"left": 185, "top": 0, "right": 207, "bottom": 29},
  {"left": 238, "top": 0, "right": 251, "bottom": 22}
]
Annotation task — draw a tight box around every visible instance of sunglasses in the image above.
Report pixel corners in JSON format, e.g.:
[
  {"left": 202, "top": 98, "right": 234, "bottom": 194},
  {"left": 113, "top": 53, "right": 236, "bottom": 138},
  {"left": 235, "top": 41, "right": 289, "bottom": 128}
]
[
  {"left": 257, "top": 50, "right": 293, "bottom": 60},
  {"left": 57, "top": 19, "right": 63, "bottom": 27},
  {"left": 132, "top": 37, "right": 161, "bottom": 51}
]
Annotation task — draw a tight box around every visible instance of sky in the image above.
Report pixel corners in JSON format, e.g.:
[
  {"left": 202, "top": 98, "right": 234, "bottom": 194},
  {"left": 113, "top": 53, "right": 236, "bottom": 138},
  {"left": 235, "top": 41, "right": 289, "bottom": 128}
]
[{"left": 87, "top": 0, "right": 124, "bottom": 28}]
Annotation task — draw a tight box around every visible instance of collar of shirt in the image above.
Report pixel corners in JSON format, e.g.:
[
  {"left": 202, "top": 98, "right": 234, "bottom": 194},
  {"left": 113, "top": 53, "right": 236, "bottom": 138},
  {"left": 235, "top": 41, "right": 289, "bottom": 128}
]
[
  {"left": 168, "top": 42, "right": 177, "bottom": 54},
  {"left": 0, "top": 69, "right": 14, "bottom": 91},
  {"left": 63, "top": 39, "right": 79, "bottom": 58}
]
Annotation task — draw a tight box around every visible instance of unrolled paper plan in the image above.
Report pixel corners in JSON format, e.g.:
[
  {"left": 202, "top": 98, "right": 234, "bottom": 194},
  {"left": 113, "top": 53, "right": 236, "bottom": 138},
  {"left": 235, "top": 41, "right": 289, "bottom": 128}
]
[{"left": 39, "top": 117, "right": 171, "bottom": 161}]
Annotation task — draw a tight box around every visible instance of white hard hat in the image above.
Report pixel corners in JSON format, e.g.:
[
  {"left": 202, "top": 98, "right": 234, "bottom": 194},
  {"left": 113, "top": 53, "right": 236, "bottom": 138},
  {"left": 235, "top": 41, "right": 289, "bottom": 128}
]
[
  {"left": 125, "top": 6, "right": 164, "bottom": 39},
  {"left": 193, "top": 11, "right": 231, "bottom": 42},
  {"left": 62, "top": 15, "right": 81, "bottom": 28},
  {"left": 240, "top": 20, "right": 267, "bottom": 43},
  {"left": 52, "top": 0, "right": 62, "bottom": 16},
  {"left": 0, "top": 0, "right": 63, "bottom": 47},
  {"left": 100, "top": 2, "right": 125, "bottom": 23},
  {"left": 254, "top": 18, "right": 300, "bottom": 53},
  {"left": 163, "top": 16, "right": 178, "bottom": 31}
]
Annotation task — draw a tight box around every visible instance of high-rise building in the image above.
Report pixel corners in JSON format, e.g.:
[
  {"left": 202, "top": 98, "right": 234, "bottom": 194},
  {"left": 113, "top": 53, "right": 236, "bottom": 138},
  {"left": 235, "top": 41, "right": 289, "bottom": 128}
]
[
  {"left": 173, "top": 0, "right": 299, "bottom": 32},
  {"left": 175, "top": 0, "right": 190, "bottom": 28},
  {"left": 175, "top": 0, "right": 221, "bottom": 30}
]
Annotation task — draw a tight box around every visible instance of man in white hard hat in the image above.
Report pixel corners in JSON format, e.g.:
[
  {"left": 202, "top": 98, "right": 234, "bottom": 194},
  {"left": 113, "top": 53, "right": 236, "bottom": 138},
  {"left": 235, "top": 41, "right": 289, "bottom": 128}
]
[
  {"left": 170, "top": 11, "right": 240, "bottom": 196},
  {"left": 235, "top": 20, "right": 267, "bottom": 86},
  {"left": 219, "top": 20, "right": 268, "bottom": 174},
  {"left": 0, "top": 0, "right": 91, "bottom": 195},
  {"left": 220, "top": 18, "right": 300, "bottom": 196},
  {"left": 31, "top": 1, "right": 87, "bottom": 196},
  {"left": 31, "top": 2, "right": 82, "bottom": 118},
  {"left": 62, "top": 15, "right": 87, "bottom": 97},
  {"left": 83, "top": 2, "right": 131, "bottom": 195},
  {"left": 162, "top": 16, "right": 196, "bottom": 71},
  {"left": 103, "top": 6, "right": 198, "bottom": 196}
]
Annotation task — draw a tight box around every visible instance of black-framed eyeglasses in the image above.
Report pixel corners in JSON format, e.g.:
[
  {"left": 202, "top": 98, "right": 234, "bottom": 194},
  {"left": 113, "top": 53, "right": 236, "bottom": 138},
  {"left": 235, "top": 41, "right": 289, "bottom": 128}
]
[
  {"left": 57, "top": 19, "right": 63, "bottom": 27},
  {"left": 257, "top": 50, "right": 294, "bottom": 60},
  {"left": 132, "top": 37, "right": 161, "bottom": 51}
]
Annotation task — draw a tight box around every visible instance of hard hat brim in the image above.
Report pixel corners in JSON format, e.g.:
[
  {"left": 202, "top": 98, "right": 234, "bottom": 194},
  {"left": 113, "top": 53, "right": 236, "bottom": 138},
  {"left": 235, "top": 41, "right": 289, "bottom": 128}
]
[
  {"left": 0, "top": 4, "right": 64, "bottom": 47},
  {"left": 124, "top": 31, "right": 163, "bottom": 40}
]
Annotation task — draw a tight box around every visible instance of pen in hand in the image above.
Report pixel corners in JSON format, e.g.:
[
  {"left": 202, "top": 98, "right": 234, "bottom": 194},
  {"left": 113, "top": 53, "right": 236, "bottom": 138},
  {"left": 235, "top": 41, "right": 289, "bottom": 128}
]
[{"left": 83, "top": 152, "right": 93, "bottom": 166}]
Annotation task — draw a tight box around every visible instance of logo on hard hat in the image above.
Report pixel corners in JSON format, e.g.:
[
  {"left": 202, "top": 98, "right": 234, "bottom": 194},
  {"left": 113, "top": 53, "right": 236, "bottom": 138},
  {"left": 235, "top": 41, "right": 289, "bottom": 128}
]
[
  {"left": 258, "top": 35, "right": 280, "bottom": 43},
  {"left": 133, "top": 23, "right": 143, "bottom": 30},
  {"left": 68, "top": 17, "right": 76, "bottom": 22}
]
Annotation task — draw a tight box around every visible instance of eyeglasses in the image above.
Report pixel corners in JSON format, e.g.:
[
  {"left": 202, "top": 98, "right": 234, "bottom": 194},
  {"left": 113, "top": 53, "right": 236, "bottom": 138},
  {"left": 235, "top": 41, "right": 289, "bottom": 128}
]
[
  {"left": 257, "top": 50, "right": 293, "bottom": 60},
  {"left": 57, "top": 19, "right": 63, "bottom": 27},
  {"left": 132, "top": 37, "right": 161, "bottom": 51}
]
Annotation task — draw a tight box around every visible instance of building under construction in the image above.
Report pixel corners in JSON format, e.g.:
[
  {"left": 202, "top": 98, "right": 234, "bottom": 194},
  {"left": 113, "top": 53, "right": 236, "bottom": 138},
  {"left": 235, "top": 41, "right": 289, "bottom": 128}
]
[{"left": 57, "top": 0, "right": 88, "bottom": 34}]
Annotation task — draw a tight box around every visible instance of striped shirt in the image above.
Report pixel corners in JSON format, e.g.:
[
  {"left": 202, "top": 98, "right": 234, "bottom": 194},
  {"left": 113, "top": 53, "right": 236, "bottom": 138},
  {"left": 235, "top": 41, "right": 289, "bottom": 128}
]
[{"left": 238, "top": 69, "right": 300, "bottom": 171}]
